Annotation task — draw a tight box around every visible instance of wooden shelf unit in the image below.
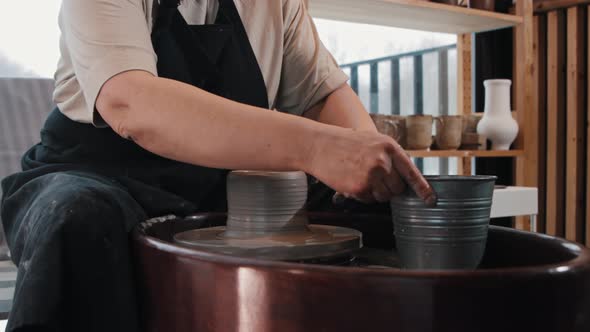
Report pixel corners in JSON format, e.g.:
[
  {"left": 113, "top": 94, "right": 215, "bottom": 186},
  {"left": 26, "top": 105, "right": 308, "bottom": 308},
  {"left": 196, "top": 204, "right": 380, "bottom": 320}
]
[
  {"left": 308, "top": 0, "right": 535, "bottom": 214},
  {"left": 406, "top": 149, "right": 525, "bottom": 158},
  {"left": 308, "top": 0, "right": 523, "bottom": 34}
]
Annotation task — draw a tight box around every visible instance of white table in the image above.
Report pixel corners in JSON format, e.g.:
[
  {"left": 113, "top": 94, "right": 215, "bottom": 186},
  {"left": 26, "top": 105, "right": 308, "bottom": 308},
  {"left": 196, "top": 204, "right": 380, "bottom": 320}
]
[{"left": 490, "top": 186, "right": 538, "bottom": 231}]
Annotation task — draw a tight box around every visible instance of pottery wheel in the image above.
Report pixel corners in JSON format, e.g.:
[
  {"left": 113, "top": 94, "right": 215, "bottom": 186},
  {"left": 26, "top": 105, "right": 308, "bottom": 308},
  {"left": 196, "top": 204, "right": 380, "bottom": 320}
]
[{"left": 173, "top": 171, "right": 362, "bottom": 261}]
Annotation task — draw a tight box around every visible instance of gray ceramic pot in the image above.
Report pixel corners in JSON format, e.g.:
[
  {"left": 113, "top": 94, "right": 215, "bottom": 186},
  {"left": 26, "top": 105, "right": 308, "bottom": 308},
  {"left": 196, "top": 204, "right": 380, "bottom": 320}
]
[{"left": 391, "top": 175, "right": 497, "bottom": 270}]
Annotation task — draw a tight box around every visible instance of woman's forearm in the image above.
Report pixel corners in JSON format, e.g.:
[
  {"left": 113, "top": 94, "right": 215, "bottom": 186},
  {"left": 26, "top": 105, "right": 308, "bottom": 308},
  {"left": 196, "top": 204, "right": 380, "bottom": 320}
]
[
  {"left": 96, "top": 71, "right": 435, "bottom": 204},
  {"left": 304, "top": 84, "right": 376, "bottom": 131},
  {"left": 96, "top": 70, "right": 329, "bottom": 172}
]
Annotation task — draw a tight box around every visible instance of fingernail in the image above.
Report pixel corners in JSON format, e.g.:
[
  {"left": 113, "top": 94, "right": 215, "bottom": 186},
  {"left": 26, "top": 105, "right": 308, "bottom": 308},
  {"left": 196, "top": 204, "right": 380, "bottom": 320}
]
[{"left": 424, "top": 192, "right": 438, "bottom": 207}]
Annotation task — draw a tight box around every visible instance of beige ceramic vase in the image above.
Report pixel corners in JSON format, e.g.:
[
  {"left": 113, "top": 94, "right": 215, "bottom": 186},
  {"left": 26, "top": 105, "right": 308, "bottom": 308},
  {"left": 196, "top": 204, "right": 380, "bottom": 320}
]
[{"left": 477, "top": 79, "right": 519, "bottom": 150}]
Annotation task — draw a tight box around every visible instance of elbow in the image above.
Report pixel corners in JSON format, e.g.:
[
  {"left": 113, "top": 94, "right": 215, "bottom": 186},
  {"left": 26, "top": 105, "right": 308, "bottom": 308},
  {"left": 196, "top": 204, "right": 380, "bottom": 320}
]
[{"left": 95, "top": 71, "right": 153, "bottom": 141}]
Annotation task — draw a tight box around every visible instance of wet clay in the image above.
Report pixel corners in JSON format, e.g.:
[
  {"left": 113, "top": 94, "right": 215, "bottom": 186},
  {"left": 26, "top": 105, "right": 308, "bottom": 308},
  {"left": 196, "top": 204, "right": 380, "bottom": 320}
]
[{"left": 173, "top": 171, "right": 361, "bottom": 260}]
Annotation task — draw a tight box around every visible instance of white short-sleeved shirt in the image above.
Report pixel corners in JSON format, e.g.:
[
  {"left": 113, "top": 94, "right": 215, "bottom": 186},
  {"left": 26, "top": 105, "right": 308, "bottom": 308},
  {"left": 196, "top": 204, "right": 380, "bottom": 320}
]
[{"left": 53, "top": 0, "right": 349, "bottom": 127}]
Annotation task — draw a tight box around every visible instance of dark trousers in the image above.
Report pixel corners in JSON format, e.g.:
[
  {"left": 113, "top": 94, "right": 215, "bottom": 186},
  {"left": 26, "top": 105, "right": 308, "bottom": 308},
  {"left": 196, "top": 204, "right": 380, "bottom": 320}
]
[{"left": 2, "top": 171, "right": 146, "bottom": 332}]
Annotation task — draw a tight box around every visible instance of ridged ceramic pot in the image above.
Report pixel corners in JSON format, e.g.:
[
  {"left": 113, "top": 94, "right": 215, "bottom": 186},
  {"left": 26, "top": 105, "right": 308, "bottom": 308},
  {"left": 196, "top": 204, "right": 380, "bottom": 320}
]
[
  {"left": 391, "top": 175, "right": 497, "bottom": 270},
  {"left": 477, "top": 79, "right": 519, "bottom": 150}
]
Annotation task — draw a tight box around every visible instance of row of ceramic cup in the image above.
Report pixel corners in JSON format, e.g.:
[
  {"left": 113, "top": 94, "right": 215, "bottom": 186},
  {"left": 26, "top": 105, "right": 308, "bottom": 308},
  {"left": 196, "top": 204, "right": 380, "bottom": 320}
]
[{"left": 370, "top": 113, "right": 482, "bottom": 150}]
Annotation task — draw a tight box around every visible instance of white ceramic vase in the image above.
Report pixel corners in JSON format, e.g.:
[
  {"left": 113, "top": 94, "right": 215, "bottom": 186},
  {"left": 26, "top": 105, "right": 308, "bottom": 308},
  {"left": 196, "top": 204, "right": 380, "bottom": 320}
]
[{"left": 477, "top": 79, "right": 519, "bottom": 150}]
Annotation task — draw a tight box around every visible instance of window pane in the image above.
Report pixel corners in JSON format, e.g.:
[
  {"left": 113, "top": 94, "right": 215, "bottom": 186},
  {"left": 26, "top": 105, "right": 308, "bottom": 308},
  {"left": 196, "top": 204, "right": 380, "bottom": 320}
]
[
  {"left": 358, "top": 65, "right": 371, "bottom": 110},
  {"left": 378, "top": 61, "right": 391, "bottom": 115},
  {"left": 314, "top": 18, "right": 458, "bottom": 176},
  {"left": 0, "top": 1, "right": 62, "bottom": 78}
]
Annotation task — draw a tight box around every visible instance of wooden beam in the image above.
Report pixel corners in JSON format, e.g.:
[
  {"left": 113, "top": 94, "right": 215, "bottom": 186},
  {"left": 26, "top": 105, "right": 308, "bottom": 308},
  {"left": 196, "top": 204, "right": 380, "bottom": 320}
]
[
  {"left": 457, "top": 34, "right": 472, "bottom": 117},
  {"left": 462, "top": 158, "right": 472, "bottom": 175},
  {"left": 513, "top": 0, "right": 535, "bottom": 155},
  {"left": 534, "top": 14, "right": 548, "bottom": 234},
  {"left": 514, "top": 0, "right": 536, "bottom": 230},
  {"left": 545, "top": 10, "right": 567, "bottom": 237},
  {"left": 566, "top": 6, "right": 586, "bottom": 243},
  {"left": 534, "top": 0, "right": 590, "bottom": 13},
  {"left": 457, "top": 33, "right": 472, "bottom": 176}
]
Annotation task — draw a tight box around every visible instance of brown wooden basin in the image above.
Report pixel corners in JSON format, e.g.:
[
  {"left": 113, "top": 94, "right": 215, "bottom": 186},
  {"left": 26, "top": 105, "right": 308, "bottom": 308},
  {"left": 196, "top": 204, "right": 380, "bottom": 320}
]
[{"left": 133, "top": 213, "right": 590, "bottom": 332}]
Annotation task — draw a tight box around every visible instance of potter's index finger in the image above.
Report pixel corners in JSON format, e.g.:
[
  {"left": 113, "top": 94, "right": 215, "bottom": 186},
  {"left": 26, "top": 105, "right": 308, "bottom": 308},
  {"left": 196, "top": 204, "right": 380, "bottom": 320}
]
[{"left": 387, "top": 143, "right": 437, "bottom": 206}]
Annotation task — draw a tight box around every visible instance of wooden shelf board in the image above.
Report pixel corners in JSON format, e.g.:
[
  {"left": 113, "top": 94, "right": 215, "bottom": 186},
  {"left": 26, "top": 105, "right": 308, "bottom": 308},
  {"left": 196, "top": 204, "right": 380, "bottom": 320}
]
[
  {"left": 407, "top": 149, "right": 525, "bottom": 158},
  {"left": 309, "top": 0, "right": 523, "bottom": 34}
]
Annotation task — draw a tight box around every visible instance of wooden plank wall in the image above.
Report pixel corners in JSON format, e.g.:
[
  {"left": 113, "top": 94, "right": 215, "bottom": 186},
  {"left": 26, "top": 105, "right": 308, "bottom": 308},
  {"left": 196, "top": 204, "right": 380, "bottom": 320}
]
[
  {"left": 545, "top": 10, "right": 567, "bottom": 237},
  {"left": 534, "top": 4, "right": 588, "bottom": 245},
  {"left": 534, "top": 0, "right": 590, "bottom": 13},
  {"left": 565, "top": 6, "right": 586, "bottom": 243},
  {"left": 535, "top": 15, "right": 548, "bottom": 234}
]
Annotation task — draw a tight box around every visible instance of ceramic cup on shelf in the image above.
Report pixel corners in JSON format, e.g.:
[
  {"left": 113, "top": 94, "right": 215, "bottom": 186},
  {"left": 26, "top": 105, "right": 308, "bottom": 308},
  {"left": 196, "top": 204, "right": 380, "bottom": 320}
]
[
  {"left": 430, "top": 0, "right": 459, "bottom": 5},
  {"left": 370, "top": 114, "right": 394, "bottom": 136},
  {"left": 477, "top": 79, "right": 519, "bottom": 150},
  {"left": 389, "top": 115, "right": 407, "bottom": 148},
  {"left": 406, "top": 115, "right": 433, "bottom": 150},
  {"left": 468, "top": 0, "right": 495, "bottom": 11},
  {"left": 461, "top": 114, "right": 485, "bottom": 149},
  {"left": 462, "top": 113, "right": 482, "bottom": 133},
  {"left": 370, "top": 114, "right": 407, "bottom": 148},
  {"left": 435, "top": 115, "right": 463, "bottom": 150}
]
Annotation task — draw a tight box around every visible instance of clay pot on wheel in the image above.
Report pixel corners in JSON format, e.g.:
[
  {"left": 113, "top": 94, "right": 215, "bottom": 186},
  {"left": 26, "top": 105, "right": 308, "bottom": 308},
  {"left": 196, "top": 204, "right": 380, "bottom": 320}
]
[
  {"left": 173, "top": 171, "right": 361, "bottom": 260},
  {"left": 391, "top": 175, "right": 497, "bottom": 270}
]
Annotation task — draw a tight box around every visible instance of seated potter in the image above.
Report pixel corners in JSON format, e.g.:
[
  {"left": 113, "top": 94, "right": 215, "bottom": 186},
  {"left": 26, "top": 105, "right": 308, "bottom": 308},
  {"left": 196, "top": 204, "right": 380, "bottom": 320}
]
[{"left": 0, "top": 0, "right": 434, "bottom": 331}]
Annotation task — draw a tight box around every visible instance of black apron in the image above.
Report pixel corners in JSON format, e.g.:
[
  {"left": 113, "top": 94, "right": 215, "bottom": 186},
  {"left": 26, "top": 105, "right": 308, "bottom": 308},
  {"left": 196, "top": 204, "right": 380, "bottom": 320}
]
[
  {"left": 4, "top": 0, "right": 269, "bottom": 218},
  {"left": 0, "top": 1, "right": 271, "bottom": 331}
]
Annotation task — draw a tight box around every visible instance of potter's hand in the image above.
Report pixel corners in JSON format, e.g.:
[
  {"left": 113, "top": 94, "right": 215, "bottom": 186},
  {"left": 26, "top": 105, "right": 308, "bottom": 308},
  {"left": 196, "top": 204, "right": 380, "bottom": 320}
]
[{"left": 307, "top": 128, "right": 436, "bottom": 205}]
